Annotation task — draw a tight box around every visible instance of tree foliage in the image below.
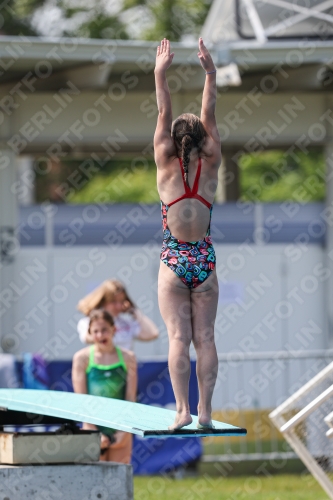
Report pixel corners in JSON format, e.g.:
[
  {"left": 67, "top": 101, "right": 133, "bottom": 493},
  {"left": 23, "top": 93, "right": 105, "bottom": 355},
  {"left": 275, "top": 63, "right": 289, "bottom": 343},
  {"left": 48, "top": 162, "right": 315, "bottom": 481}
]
[
  {"left": 63, "top": 11, "right": 129, "bottom": 39},
  {"left": 122, "top": 0, "right": 212, "bottom": 41},
  {"left": 67, "top": 159, "right": 159, "bottom": 203},
  {"left": 0, "top": 0, "right": 40, "bottom": 35},
  {"left": 3, "top": 0, "right": 212, "bottom": 40},
  {"left": 239, "top": 149, "right": 325, "bottom": 202},
  {"left": 34, "top": 149, "right": 325, "bottom": 204}
]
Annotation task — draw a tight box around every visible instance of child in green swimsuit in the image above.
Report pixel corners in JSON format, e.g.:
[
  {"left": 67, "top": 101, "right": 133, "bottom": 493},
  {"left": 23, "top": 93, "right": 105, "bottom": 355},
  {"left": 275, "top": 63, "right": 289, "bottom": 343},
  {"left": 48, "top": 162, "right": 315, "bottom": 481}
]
[{"left": 72, "top": 309, "right": 137, "bottom": 463}]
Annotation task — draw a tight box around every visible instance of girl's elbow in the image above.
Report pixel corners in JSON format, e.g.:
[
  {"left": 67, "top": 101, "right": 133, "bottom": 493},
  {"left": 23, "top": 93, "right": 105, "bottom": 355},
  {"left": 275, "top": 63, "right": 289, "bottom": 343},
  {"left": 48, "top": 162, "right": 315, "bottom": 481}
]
[{"left": 152, "top": 328, "right": 159, "bottom": 339}]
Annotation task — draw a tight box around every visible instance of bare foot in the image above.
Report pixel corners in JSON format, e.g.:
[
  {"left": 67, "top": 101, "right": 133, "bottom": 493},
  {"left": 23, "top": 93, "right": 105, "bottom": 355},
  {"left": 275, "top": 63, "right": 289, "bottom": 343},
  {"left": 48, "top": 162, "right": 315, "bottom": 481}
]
[
  {"left": 197, "top": 406, "right": 213, "bottom": 428},
  {"left": 168, "top": 412, "right": 192, "bottom": 430},
  {"left": 197, "top": 421, "right": 215, "bottom": 429}
]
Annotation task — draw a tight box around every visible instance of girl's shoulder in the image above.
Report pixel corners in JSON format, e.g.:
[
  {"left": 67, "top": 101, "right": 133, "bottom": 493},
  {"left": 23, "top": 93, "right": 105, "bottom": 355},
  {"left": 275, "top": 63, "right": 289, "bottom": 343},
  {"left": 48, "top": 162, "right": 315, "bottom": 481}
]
[
  {"left": 200, "top": 141, "right": 222, "bottom": 168},
  {"left": 73, "top": 346, "right": 91, "bottom": 364},
  {"left": 117, "top": 347, "right": 137, "bottom": 366}
]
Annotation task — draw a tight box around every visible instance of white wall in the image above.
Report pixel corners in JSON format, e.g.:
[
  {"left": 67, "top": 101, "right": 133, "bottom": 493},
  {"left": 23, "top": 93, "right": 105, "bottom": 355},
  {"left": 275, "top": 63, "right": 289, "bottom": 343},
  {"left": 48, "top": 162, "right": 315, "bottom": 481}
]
[{"left": 5, "top": 243, "right": 326, "bottom": 362}]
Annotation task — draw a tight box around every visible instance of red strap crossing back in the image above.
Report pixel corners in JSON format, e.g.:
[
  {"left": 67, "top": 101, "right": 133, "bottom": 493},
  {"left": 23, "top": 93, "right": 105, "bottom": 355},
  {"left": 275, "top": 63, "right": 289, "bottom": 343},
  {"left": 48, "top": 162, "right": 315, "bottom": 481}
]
[{"left": 167, "top": 158, "right": 212, "bottom": 209}]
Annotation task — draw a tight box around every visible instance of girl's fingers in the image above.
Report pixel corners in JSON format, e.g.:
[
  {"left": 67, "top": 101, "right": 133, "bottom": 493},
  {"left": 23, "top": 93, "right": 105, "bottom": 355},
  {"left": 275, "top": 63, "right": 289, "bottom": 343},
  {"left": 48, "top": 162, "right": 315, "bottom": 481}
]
[
  {"left": 158, "top": 38, "right": 173, "bottom": 58},
  {"left": 199, "top": 38, "right": 208, "bottom": 54}
]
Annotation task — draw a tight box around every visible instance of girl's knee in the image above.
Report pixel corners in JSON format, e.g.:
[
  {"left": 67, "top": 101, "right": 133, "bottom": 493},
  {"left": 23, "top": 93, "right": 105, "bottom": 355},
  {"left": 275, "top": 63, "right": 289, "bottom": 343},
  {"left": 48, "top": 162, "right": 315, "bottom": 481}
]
[{"left": 193, "top": 336, "right": 216, "bottom": 351}]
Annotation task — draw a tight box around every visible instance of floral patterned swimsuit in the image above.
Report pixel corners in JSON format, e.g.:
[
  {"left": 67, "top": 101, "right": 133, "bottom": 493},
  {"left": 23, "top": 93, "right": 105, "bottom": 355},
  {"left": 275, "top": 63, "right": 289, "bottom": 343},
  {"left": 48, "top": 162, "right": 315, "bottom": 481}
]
[{"left": 160, "top": 157, "right": 216, "bottom": 289}]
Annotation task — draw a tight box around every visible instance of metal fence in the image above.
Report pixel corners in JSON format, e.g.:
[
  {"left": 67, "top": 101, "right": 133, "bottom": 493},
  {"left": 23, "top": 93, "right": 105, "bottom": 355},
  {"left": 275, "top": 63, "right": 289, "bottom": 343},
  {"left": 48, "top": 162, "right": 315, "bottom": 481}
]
[{"left": 209, "top": 349, "right": 333, "bottom": 463}]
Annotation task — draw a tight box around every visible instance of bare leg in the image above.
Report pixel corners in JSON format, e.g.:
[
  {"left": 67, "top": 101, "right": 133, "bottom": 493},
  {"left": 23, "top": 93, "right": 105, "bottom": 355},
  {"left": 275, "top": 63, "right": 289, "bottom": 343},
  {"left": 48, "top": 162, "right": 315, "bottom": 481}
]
[
  {"left": 100, "top": 433, "right": 132, "bottom": 464},
  {"left": 191, "top": 269, "right": 219, "bottom": 426},
  {"left": 158, "top": 261, "right": 193, "bottom": 430}
]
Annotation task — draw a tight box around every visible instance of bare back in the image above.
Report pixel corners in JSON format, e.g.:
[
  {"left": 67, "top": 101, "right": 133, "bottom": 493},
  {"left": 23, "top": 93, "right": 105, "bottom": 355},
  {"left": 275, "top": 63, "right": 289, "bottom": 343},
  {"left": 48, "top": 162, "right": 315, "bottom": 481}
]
[{"left": 156, "top": 138, "right": 221, "bottom": 242}]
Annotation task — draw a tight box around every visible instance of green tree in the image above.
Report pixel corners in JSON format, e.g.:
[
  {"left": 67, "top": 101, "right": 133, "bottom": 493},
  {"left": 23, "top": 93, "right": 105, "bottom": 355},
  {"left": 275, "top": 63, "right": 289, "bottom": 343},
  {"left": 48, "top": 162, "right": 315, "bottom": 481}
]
[
  {"left": 67, "top": 159, "right": 159, "bottom": 203},
  {"left": 60, "top": 2, "right": 129, "bottom": 39},
  {"left": 34, "top": 158, "right": 159, "bottom": 204},
  {"left": 34, "top": 150, "right": 326, "bottom": 204},
  {"left": 0, "top": 0, "right": 41, "bottom": 35},
  {"left": 2, "top": 0, "right": 129, "bottom": 38},
  {"left": 239, "top": 149, "right": 325, "bottom": 202},
  {"left": 123, "top": 0, "right": 212, "bottom": 41},
  {"left": 3, "top": 0, "right": 212, "bottom": 40}
]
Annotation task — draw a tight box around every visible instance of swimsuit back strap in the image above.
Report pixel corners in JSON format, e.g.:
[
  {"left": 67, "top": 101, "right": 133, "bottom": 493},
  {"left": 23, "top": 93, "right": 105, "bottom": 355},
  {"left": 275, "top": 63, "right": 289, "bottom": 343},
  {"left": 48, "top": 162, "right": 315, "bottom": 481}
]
[
  {"left": 193, "top": 193, "right": 211, "bottom": 209},
  {"left": 192, "top": 157, "right": 201, "bottom": 194},
  {"left": 167, "top": 193, "right": 188, "bottom": 208},
  {"left": 166, "top": 157, "right": 212, "bottom": 208},
  {"left": 88, "top": 345, "right": 94, "bottom": 367},
  {"left": 179, "top": 157, "right": 201, "bottom": 195},
  {"left": 86, "top": 345, "right": 95, "bottom": 374},
  {"left": 115, "top": 346, "right": 127, "bottom": 372},
  {"left": 178, "top": 158, "right": 191, "bottom": 193}
]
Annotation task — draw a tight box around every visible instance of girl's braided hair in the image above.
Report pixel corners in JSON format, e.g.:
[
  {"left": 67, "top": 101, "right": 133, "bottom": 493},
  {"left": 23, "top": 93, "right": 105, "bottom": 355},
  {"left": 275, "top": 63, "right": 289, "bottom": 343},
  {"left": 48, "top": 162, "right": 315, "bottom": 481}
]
[{"left": 171, "top": 113, "right": 207, "bottom": 187}]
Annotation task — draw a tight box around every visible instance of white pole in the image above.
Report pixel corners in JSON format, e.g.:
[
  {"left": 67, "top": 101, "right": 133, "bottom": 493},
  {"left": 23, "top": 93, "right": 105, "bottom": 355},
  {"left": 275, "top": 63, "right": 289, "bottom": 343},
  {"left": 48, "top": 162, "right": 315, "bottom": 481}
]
[
  {"left": 242, "top": 0, "right": 267, "bottom": 43},
  {"left": 284, "top": 430, "right": 333, "bottom": 500},
  {"left": 265, "top": 0, "right": 333, "bottom": 36},
  {"left": 269, "top": 361, "right": 333, "bottom": 418},
  {"left": 264, "top": 0, "right": 333, "bottom": 24},
  {"left": 279, "top": 385, "right": 333, "bottom": 433}
]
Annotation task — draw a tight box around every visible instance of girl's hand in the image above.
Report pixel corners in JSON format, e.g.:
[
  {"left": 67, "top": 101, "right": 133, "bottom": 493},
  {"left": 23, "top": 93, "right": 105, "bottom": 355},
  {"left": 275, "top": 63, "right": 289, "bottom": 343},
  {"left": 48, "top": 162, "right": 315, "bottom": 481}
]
[
  {"left": 122, "top": 299, "right": 132, "bottom": 312},
  {"left": 155, "top": 38, "right": 175, "bottom": 74},
  {"left": 197, "top": 38, "right": 216, "bottom": 73},
  {"left": 101, "top": 431, "right": 127, "bottom": 451},
  {"left": 100, "top": 434, "right": 112, "bottom": 449},
  {"left": 113, "top": 431, "right": 126, "bottom": 445}
]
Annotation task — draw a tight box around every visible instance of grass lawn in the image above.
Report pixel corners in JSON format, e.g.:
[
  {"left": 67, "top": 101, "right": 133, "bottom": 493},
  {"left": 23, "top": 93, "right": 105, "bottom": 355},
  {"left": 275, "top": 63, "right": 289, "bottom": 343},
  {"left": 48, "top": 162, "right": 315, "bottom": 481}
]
[{"left": 134, "top": 474, "right": 328, "bottom": 500}]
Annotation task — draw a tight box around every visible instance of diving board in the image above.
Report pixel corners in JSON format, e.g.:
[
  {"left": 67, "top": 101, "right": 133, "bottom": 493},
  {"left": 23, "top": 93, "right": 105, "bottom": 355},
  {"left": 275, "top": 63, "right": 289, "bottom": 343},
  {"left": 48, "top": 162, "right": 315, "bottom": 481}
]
[{"left": 0, "top": 389, "right": 247, "bottom": 438}]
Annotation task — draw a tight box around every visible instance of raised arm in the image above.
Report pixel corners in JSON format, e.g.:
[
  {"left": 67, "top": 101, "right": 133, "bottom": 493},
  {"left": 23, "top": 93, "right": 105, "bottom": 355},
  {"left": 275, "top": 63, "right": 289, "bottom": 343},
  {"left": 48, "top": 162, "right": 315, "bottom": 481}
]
[
  {"left": 134, "top": 309, "right": 159, "bottom": 341},
  {"left": 198, "top": 38, "right": 220, "bottom": 144},
  {"left": 154, "top": 38, "right": 176, "bottom": 161}
]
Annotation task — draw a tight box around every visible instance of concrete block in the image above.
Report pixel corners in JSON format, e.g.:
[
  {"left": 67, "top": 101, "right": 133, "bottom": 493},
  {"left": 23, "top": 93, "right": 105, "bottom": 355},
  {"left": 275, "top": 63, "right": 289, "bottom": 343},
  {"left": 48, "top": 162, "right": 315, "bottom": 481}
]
[
  {"left": 0, "top": 462, "right": 133, "bottom": 500},
  {"left": 0, "top": 431, "right": 100, "bottom": 464}
]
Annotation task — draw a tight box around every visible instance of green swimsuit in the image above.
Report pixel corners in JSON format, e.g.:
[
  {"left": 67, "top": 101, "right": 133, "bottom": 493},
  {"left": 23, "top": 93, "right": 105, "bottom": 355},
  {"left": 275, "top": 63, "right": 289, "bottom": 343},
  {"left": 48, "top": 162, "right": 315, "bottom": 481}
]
[{"left": 86, "top": 345, "right": 127, "bottom": 436}]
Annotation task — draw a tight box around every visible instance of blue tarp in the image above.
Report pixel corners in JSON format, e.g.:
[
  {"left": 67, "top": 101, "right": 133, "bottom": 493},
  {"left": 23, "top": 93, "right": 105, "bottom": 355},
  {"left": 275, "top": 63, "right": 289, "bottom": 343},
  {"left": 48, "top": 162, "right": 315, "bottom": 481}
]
[{"left": 22, "top": 353, "right": 49, "bottom": 390}]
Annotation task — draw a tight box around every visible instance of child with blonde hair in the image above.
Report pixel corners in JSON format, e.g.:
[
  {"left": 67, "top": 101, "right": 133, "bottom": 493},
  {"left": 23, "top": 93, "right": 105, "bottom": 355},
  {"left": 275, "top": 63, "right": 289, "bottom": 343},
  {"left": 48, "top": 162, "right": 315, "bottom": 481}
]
[{"left": 77, "top": 279, "right": 158, "bottom": 350}]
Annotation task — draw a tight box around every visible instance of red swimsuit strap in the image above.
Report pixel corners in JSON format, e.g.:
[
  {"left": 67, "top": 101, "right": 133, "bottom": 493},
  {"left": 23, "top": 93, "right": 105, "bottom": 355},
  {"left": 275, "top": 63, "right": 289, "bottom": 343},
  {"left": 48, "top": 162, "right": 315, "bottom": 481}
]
[{"left": 167, "top": 158, "right": 212, "bottom": 208}]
